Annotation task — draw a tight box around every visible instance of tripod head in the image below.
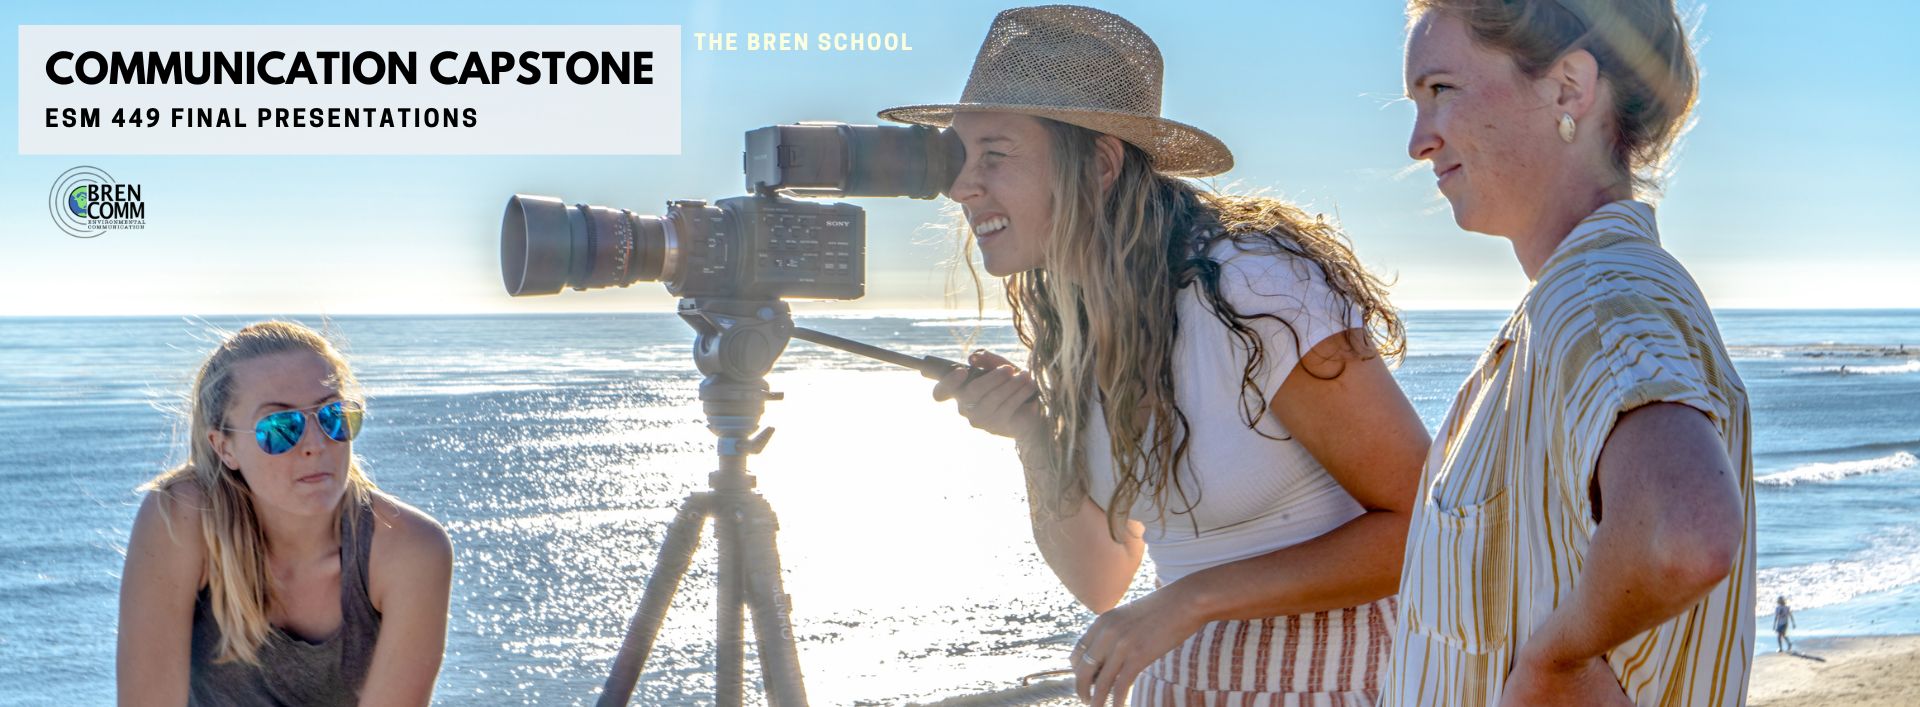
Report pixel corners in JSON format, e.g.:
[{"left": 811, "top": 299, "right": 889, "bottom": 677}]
[{"left": 677, "top": 297, "right": 794, "bottom": 492}]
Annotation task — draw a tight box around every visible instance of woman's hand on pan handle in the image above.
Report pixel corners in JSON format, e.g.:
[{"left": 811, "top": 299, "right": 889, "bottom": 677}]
[
  {"left": 932, "top": 350, "right": 1045, "bottom": 441},
  {"left": 937, "top": 351, "right": 1148, "bottom": 612}
]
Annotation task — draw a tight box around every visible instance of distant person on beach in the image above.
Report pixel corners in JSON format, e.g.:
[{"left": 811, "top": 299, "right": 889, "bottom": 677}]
[
  {"left": 893, "top": 6, "right": 1430, "bottom": 704},
  {"left": 117, "top": 322, "right": 452, "bottom": 706},
  {"left": 1385, "top": 1, "right": 1757, "bottom": 706},
  {"left": 1776, "top": 596, "right": 1797, "bottom": 652}
]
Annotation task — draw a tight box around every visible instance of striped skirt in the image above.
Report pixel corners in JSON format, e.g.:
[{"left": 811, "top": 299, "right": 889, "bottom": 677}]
[{"left": 1129, "top": 597, "right": 1397, "bottom": 707}]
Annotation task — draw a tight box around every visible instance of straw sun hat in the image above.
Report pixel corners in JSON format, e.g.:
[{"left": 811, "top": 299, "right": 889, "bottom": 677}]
[{"left": 878, "top": 4, "right": 1234, "bottom": 178}]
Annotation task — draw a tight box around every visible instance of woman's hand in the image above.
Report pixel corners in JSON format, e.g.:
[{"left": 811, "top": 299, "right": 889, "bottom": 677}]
[
  {"left": 935, "top": 350, "right": 1146, "bottom": 610},
  {"left": 932, "top": 350, "right": 1045, "bottom": 441},
  {"left": 1497, "top": 649, "right": 1632, "bottom": 707},
  {"left": 1069, "top": 587, "right": 1205, "bottom": 707}
]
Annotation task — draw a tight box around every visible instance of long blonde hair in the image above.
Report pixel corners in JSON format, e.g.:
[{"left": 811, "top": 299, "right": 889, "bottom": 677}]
[
  {"left": 142, "top": 321, "right": 377, "bottom": 665},
  {"left": 995, "top": 119, "right": 1404, "bottom": 536}
]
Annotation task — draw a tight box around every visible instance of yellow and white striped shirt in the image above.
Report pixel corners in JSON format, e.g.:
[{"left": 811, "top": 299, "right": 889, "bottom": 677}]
[{"left": 1382, "top": 201, "right": 1756, "bottom": 706}]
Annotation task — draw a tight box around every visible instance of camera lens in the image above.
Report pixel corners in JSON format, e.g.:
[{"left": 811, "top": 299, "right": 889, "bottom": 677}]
[{"left": 501, "top": 194, "right": 673, "bottom": 296}]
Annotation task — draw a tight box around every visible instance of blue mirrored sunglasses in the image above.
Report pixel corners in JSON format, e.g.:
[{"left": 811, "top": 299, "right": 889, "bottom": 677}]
[{"left": 229, "top": 400, "right": 365, "bottom": 455}]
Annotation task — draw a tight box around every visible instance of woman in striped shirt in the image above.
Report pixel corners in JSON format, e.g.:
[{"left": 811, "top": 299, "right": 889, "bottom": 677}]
[
  {"left": 888, "top": 6, "right": 1431, "bottom": 705},
  {"left": 1387, "top": 1, "right": 1755, "bottom": 705}
]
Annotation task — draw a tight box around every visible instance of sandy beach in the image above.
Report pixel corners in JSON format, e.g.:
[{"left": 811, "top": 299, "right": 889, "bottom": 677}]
[
  {"left": 1749, "top": 635, "right": 1920, "bottom": 707},
  {"left": 917, "top": 635, "right": 1920, "bottom": 706}
]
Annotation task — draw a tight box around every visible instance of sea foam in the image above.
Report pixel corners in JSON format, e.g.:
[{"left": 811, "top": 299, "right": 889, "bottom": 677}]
[
  {"left": 1756, "top": 452, "right": 1919, "bottom": 487},
  {"left": 1791, "top": 360, "right": 1920, "bottom": 376},
  {"left": 1758, "top": 528, "right": 1920, "bottom": 614}
]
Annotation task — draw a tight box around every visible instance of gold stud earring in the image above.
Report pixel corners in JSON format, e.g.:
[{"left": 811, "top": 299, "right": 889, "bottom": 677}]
[{"left": 1558, "top": 113, "right": 1577, "bottom": 144}]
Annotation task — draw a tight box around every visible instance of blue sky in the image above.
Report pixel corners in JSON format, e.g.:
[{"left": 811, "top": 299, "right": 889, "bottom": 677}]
[{"left": 2, "top": 0, "right": 1914, "bottom": 315}]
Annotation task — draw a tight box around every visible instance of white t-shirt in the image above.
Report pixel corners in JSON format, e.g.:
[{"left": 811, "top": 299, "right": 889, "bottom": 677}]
[{"left": 1082, "top": 238, "right": 1368, "bottom": 585}]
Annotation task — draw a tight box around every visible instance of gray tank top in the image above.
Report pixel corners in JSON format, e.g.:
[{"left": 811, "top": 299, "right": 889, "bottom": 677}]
[{"left": 188, "top": 499, "right": 380, "bottom": 706}]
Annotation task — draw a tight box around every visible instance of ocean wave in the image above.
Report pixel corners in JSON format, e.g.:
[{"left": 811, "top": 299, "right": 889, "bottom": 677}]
[
  {"left": 796, "top": 309, "right": 1010, "bottom": 321},
  {"left": 1756, "top": 452, "right": 1919, "bottom": 487},
  {"left": 367, "top": 382, "right": 558, "bottom": 398},
  {"left": 1766, "top": 438, "right": 1920, "bottom": 461},
  {"left": 910, "top": 318, "right": 1013, "bottom": 328},
  {"left": 1758, "top": 528, "right": 1920, "bottom": 615},
  {"left": 1731, "top": 344, "right": 1917, "bottom": 360},
  {"left": 1789, "top": 360, "right": 1920, "bottom": 376}
]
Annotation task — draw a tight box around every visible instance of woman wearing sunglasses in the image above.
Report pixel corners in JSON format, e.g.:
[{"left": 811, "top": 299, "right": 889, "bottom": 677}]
[{"left": 117, "top": 321, "right": 451, "bottom": 706}]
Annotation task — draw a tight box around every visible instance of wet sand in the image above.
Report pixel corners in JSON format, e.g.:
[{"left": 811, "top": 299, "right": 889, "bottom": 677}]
[{"left": 1749, "top": 635, "right": 1920, "bottom": 707}]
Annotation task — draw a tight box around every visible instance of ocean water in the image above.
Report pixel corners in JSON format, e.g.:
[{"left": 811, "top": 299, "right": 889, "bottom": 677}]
[{"left": 1, "top": 310, "right": 1915, "bottom": 704}]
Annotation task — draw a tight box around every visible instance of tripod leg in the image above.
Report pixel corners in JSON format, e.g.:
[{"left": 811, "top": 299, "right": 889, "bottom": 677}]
[
  {"left": 597, "top": 493, "right": 712, "bottom": 707},
  {"left": 714, "top": 495, "right": 750, "bottom": 707},
  {"left": 738, "top": 493, "right": 809, "bottom": 707}
]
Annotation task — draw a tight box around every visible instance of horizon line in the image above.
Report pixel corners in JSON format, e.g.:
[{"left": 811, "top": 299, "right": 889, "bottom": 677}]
[{"left": 6, "top": 306, "right": 1920, "bottom": 320}]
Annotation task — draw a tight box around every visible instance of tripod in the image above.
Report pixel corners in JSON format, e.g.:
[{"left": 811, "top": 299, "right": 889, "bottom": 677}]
[
  {"left": 594, "top": 298, "right": 971, "bottom": 705},
  {"left": 596, "top": 298, "right": 809, "bottom": 707}
]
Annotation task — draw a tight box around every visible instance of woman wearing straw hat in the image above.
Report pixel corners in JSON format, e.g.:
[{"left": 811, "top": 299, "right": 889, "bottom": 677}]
[{"left": 890, "top": 6, "right": 1428, "bottom": 705}]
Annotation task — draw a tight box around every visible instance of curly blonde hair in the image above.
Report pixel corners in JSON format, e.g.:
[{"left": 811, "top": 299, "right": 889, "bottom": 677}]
[{"left": 973, "top": 118, "right": 1404, "bottom": 536}]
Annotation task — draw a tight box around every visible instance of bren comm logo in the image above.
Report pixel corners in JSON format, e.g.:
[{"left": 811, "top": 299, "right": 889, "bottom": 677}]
[{"left": 49, "top": 166, "right": 146, "bottom": 238}]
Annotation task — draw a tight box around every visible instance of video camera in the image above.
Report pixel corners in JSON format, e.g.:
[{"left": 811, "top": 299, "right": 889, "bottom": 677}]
[
  {"left": 500, "top": 122, "right": 963, "bottom": 301},
  {"left": 497, "top": 123, "right": 983, "bottom": 706}
]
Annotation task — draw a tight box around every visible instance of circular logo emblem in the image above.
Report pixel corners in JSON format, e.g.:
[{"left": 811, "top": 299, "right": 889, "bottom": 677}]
[{"left": 48, "top": 166, "right": 115, "bottom": 238}]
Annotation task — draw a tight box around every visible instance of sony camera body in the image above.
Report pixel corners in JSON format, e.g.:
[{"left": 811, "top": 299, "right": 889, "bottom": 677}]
[{"left": 658, "top": 195, "right": 865, "bottom": 301}]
